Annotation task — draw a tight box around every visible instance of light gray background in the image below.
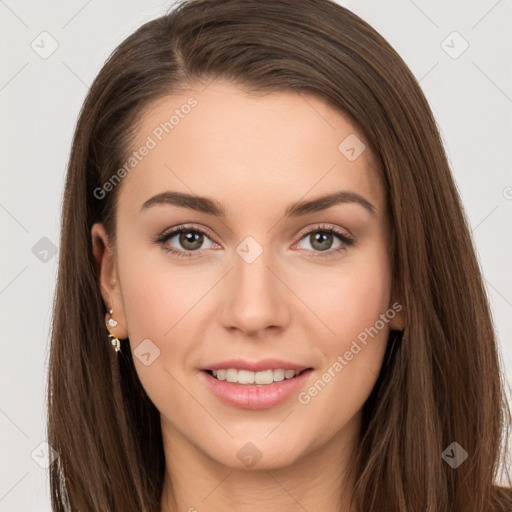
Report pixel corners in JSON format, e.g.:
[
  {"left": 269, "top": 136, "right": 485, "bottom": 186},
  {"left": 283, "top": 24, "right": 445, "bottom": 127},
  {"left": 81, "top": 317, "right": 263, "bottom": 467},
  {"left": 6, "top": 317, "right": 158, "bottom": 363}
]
[{"left": 1, "top": 1, "right": 511, "bottom": 510}]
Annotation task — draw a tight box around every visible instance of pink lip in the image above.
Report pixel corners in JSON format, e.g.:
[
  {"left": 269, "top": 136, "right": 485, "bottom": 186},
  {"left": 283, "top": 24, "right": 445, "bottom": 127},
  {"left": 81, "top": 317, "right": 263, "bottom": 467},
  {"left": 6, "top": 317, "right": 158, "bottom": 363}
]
[
  {"left": 202, "top": 358, "right": 310, "bottom": 373},
  {"left": 200, "top": 368, "right": 314, "bottom": 410}
]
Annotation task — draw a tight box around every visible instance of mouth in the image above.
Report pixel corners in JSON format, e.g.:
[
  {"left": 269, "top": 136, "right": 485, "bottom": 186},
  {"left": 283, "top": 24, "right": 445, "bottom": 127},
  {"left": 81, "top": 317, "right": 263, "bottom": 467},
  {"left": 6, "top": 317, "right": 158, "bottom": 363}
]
[
  {"left": 201, "top": 366, "right": 315, "bottom": 410},
  {"left": 203, "top": 367, "right": 313, "bottom": 385}
]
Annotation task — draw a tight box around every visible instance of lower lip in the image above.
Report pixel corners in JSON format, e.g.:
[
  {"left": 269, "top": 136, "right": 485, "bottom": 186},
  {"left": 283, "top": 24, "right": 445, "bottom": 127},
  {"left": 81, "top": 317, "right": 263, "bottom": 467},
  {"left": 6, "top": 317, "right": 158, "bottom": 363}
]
[{"left": 200, "top": 369, "right": 313, "bottom": 410}]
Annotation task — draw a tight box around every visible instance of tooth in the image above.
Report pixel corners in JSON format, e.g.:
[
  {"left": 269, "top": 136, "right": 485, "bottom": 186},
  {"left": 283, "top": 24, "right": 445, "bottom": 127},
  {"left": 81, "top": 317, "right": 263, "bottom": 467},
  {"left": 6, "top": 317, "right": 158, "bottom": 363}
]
[
  {"left": 284, "top": 370, "right": 296, "bottom": 379},
  {"left": 255, "top": 369, "right": 274, "bottom": 384},
  {"left": 238, "top": 369, "right": 255, "bottom": 384},
  {"left": 213, "top": 368, "right": 302, "bottom": 384},
  {"left": 226, "top": 369, "right": 238, "bottom": 383},
  {"left": 272, "top": 369, "right": 285, "bottom": 382}
]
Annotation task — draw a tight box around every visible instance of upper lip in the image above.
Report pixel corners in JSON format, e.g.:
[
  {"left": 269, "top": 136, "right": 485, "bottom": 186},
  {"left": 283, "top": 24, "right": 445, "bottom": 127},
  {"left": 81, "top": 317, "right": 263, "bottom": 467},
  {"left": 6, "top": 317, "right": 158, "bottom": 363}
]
[{"left": 202, "top": 358, "right": 312, "bottom": 373}]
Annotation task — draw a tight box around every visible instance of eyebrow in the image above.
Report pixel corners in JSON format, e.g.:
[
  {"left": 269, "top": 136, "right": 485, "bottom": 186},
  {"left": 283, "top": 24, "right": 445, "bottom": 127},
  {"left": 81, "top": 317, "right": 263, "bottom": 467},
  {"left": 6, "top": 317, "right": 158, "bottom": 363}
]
[{"left": 140, "top": 190, "right": 376, "bottom": 217}]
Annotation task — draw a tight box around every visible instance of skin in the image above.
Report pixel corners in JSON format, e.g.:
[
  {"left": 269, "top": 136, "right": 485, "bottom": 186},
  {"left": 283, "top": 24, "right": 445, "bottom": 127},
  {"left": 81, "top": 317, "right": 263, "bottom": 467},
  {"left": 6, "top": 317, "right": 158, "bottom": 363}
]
[{"left": 92, "top": 80, "right": 404, "bottom": 512}]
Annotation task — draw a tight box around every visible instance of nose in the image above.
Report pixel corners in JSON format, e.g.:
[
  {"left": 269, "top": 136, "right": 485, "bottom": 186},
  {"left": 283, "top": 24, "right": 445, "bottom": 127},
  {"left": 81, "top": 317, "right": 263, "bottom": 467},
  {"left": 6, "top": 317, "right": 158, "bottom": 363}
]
[{"left": 219, "top": 249, "right": 291, "bottom": 338}]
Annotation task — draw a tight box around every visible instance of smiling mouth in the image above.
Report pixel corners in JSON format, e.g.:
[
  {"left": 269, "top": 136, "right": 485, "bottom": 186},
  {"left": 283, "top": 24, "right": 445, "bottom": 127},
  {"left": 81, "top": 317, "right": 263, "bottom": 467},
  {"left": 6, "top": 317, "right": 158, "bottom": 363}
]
[{"left": 204, "top": 368, "right": 312, "bottom": 385}]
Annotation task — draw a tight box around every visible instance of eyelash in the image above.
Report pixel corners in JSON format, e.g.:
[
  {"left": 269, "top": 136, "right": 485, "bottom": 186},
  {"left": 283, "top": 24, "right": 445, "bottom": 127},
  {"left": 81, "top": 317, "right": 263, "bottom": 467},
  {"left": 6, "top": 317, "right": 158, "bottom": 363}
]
[{"left": 154, "top": 223, "right": 354, "bottom": 259}]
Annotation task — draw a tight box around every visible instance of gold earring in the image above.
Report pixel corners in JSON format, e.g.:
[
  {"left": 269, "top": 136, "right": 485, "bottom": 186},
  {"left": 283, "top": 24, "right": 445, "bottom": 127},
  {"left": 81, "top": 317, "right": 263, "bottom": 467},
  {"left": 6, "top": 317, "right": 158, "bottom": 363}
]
[
  {"left": 106, "top": 308, "right": 121, "bottom": 353},
  {"left": 108, "top": 332, "right": 121, "bottom": 353},
  {"left": 107, "top": 308, "right": 118, "bottom": 327}
]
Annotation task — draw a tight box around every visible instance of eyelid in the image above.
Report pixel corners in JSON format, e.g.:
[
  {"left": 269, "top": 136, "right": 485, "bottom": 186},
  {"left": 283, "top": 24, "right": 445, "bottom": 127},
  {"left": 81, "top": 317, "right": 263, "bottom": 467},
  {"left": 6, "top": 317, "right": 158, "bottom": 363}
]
[
  {"left": 159, "top": 222, "right": 219, "bottom": 243},
  {"left": 294, "top": 222, "right": 353, "bottom": 241}
]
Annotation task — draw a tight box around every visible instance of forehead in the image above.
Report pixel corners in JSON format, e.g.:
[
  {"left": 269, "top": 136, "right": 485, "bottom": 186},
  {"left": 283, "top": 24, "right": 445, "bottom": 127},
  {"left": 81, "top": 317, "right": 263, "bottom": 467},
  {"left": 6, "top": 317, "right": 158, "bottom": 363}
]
[{"left": 116, "top": 80, "right": 384, "bottom": 220}]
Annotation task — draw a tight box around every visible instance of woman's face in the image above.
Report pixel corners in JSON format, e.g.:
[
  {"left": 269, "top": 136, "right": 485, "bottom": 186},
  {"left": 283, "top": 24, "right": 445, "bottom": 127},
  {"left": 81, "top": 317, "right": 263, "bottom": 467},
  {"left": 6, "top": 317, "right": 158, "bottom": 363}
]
[{"left": 92, "top": 80, "right": 403, "bottom": 471}]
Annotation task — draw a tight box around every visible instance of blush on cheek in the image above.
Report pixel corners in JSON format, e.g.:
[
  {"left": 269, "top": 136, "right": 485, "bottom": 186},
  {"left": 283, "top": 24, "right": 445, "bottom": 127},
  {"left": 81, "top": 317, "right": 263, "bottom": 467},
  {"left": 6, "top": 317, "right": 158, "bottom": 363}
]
[
  {"left": 117, "top": 246, "right": 180, "bottom": 336},
  {"left": 324, "top": 273, "right": 390, "bottom": 347}
]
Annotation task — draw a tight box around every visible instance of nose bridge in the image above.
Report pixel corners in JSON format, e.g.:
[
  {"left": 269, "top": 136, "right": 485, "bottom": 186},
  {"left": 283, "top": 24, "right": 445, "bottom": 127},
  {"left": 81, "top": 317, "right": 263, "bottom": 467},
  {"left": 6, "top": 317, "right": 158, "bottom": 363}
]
[
  {"left": 220, "top": 235, "right": 290, "bottom": 334},
  {"left": 232, "top": 238, "right": 279, "bottom": 303}
]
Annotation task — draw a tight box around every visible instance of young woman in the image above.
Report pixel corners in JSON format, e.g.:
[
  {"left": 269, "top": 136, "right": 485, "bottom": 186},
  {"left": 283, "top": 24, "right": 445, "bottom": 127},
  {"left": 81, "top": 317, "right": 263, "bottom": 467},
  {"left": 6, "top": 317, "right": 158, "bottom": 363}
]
[{"left": 47, "top": 0, "right": 511, "bottom": 510}]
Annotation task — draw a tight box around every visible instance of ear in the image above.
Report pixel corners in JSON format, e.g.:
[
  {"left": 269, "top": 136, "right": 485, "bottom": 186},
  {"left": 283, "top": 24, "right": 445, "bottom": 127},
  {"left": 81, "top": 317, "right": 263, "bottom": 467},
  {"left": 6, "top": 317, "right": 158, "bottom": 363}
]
[{"left": 91, "top": 223, "right": 128, "bottom": 339}]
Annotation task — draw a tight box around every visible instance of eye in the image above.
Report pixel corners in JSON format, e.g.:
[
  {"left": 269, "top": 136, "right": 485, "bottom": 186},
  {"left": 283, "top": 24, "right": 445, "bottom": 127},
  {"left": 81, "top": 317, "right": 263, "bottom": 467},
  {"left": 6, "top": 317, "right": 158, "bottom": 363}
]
[
  {"left": 155, "top": 224, "right": 218, "bottom": 258},
  {"left": 154, "top": 223, "right": 354, "bottom": 259},
  {"left": 293, "top": 224, "right": 354, "bottom": 258}
]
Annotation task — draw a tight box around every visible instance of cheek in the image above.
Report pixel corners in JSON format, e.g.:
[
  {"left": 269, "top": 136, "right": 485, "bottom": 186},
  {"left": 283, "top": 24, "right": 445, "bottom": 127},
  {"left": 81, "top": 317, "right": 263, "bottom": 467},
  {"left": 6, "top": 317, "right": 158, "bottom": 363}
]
[
  {"left": 305, "top": 248, "right": 392, "bottom": 351},
  {"left": 295, "top": 248, "right": 393, "bottom": 428},
  {"left": 298, "top": 247, "right": 392, "bottom": 404},
  {"left": 115, "top": 246, "right": 206, "bottom": 415},
  {"left": 116, "top": 240, "right": 209, "bottom": 341}
]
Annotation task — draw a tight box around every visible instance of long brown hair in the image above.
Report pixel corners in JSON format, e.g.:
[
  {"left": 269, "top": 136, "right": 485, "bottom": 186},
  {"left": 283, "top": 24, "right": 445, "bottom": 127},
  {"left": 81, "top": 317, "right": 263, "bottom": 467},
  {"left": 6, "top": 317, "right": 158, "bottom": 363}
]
[{"left": 47, "top": 0, "right": 512, "bottom": 510}]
